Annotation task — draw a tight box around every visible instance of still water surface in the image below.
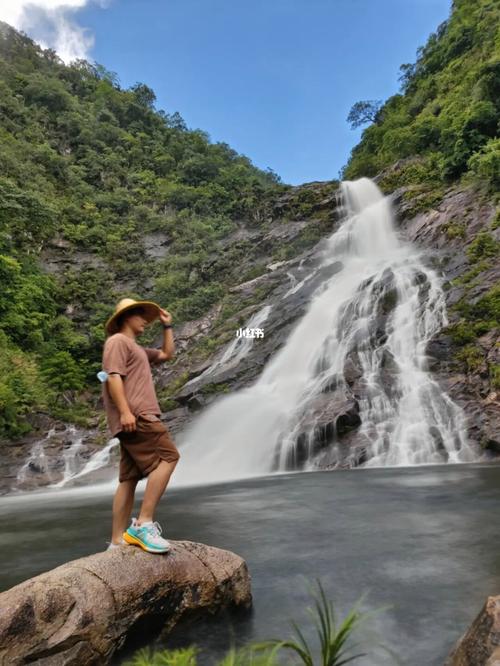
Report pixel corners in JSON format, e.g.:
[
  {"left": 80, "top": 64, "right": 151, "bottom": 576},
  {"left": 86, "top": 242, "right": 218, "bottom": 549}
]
[{"left": 2, "top": 464, "right": 500, "bottom": 665}]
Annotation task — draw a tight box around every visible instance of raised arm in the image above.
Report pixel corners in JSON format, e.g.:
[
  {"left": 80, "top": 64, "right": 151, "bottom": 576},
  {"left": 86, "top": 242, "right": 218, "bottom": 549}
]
[{"left": 148, "top": 307, "right": 175, "bottom": 363}]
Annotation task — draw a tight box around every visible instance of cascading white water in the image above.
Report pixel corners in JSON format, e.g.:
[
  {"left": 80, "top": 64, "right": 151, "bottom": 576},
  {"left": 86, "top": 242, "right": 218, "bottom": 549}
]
[
  {"left": 14, "top": 423, "right": 119, "bottom": 492},
  {"left": 216, "top": 304, "right": 271, "bottom": 368},
  {"left": 183, "top": 304, "right": 272, "bottom": 388},
  {"left": 48, "top": 437, "right": 119, "bottom": 488},
  {"left": 11, "top": 303, "right": 275, "bottom": 494},
  {"left": 56, "top": 426, "right": 83, "bottom": 482},
  {"left": 283, "top": 257, "right": 315, "bottom": 297},
  {"left": 16, "top": 427, "right": 57, "bottom": 486},
  {"left": 173, "top": 177, "right": 476, "bottom": 486},
  {"left": 278, "top": 178, "right": 475, "bottom": 468}
]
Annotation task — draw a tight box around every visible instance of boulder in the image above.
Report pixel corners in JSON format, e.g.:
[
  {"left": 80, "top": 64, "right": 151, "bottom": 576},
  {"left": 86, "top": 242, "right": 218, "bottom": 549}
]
[
  {"left": 0, "top": 541, "right": 252, "bottom": 666},
  {"left": 445, "top": 596, "right": 500, "bottom": 666}
]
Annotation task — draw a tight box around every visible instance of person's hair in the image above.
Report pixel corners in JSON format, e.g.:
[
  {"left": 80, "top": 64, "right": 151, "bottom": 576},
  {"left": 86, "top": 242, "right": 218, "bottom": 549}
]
[{"left": 116, "top": 306, "right": 146, "bottom": 330}]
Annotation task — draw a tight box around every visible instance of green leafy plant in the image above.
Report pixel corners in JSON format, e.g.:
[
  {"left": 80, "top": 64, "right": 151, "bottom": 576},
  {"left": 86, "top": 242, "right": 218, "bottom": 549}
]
[
  {"left": 124, "top": 646, "right": 198, "bottom": 666},
  {"left": 342, "top": 0, "right": 500, "bottom": 185},
  {"left": 490, "top": 364, "right": 500, "bottom": 390},
  {"left": 254, "top": 580, "right": 380, "bottom": 666},
  {"left": 123, "top": 580, "right": 394, "bottom": 666},
  {"left": 217, "top": 645, "right": 282, "bottom": 665},
  {"left": 455, "top": 344, "right": 484, "bottom": 373},
  {"left": 466, "top": 232, "right": 500, "bottom": 263},
  {"left": 491, "top": 210, "right": 500, "bottom": 230},
  {"left": 443, "top": 221, "right": 466, "bottom": 240}
]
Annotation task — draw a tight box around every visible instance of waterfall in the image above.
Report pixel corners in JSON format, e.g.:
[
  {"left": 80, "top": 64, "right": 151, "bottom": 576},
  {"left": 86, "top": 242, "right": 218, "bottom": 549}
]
[
  {"left": 14, "top": 424, "right": 120, "bottom": 492},
  {"left": 16, "top": 427, "right": 57, "bottom": 486},
  {"left": 183, "top": 304, "right": 272, "bottom": 387},
  {"left": 173, "top": 177, "right": 476, "bottom": 486},
  {"left": 57, "top": 426, "right": 83, "bottom": 482},
  {"left": 48, "top": 437, "right": 119, "bottom": 488},
  {"left": 284, "top": 257, "right": 315, "bottom": 298}
]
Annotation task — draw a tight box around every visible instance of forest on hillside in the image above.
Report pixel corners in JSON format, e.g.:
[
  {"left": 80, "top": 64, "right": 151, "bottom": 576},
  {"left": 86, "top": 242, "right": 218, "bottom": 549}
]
[
  {"left": 0, "top": 22, "right": 286, "bottom": 437},
  {"left": 0, "top": 0, "right": 498, "bottom": 440},
  {"left": 343, "top": 0, "right": 499, "bottom": 189}
]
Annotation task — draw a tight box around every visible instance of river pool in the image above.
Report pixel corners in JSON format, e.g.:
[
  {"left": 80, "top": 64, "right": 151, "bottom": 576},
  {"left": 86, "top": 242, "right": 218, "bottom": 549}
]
[{"left": 2, "top": 463, "right": 500, "bottom": 665}]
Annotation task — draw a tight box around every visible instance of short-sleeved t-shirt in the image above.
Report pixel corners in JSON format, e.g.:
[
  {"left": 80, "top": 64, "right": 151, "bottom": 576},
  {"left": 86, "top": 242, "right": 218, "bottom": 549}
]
[{"left": 102, "top": 332, "right": 163, "bottom": 437}]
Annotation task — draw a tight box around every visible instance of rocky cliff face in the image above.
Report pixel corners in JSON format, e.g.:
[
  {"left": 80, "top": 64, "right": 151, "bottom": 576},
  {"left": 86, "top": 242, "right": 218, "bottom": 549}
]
[
  {"left": 2, "top": 177, "right": 498, "bottom": 493},
  {"left": 393, "top": 183, "right": 499, "bottom": 458},
  {"left": 159, "top": 177, "right": 499, "bottom": 469}
]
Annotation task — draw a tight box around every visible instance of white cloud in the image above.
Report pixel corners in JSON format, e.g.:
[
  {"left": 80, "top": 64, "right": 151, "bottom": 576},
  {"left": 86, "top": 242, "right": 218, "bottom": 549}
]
[{"left": 0, "top": 1, "right": 107, "bottom": 63}]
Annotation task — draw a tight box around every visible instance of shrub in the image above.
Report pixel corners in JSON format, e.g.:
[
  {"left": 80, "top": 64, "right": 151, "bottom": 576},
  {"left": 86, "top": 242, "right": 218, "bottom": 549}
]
[
  {"left": 467, "top": 138, "right": 500, "bottom": 188},
  {"left": 401, "top": 186, "right": 444, "bottom": 216},
  {"left": 381, "top": 154, "right": 441, "bottom": 191},
  {"left": 491, "top": 210, "right": 500, "bottom": 230},
  {"left": 490, "top": 364, "right": 500, "bottom": 390},
  {"left": 466, "top": 232, "right": 500, "bottom": 262},
  {"left": 0, "top": 331, "right": 47, "bottom": 437},
  {"left": 444, "top": 221, "right": 466, "bottom": 239},
  {"left": 41, "top": 351, "right": 87, "bottom": 393},
  {"left": 455, "top": 344, "right": 484, "bottom": 372},
  {"left": 467, "top": 285, "right": 500, "bottom": 322}
]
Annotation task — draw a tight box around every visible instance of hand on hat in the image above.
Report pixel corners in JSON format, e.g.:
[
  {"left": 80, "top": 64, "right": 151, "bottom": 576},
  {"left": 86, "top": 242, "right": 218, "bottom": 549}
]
[{"left": 158, "top": 307, "right": 172, "bottom": 326}]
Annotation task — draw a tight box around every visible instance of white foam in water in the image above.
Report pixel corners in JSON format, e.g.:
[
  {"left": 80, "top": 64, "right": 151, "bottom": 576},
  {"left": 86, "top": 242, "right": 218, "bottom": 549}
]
[{"left": 172, "top": 177, "right": 477, "bottom": 486}]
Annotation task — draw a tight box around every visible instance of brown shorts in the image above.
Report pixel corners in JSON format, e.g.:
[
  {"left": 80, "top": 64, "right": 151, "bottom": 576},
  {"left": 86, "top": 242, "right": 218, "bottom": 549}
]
[{"left": 117, "top": 415, "right": 180, "bottom": 482}]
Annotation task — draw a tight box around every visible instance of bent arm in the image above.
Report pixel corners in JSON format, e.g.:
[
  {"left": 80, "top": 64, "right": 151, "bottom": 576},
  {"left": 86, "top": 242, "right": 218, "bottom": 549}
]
[
  {"left": 160, "top": 326, "right": 175, "bottom": 361},
  {"left": 149, "top": 327, "right": 175, "bottom": 363}
]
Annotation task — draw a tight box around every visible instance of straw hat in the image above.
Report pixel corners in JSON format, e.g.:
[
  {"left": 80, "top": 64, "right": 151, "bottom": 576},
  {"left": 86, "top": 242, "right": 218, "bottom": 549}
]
[{"left": 105, "top": 298, "right": 161, "bottom": 336}]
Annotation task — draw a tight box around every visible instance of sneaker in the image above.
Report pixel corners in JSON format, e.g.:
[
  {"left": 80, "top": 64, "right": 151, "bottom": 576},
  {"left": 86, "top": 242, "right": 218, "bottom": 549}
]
[
  {"left": 106, "top": 518, "right": 138, "bottom": 550},
  {"left": 105, "top": 537, "right": 127, "bottom": 550},
  {"left": 123, "top": 520, "right": 171, "bottom": 553}
]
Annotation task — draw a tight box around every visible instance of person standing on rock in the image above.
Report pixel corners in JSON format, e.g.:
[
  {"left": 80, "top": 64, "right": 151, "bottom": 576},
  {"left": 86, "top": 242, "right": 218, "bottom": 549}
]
[{"left": 101, "top": 298, "right": 180, "bottom": 553}]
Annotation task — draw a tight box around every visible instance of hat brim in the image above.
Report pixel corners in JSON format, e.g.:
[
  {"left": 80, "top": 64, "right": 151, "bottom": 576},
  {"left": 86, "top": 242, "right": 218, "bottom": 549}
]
[{"left": 105, "top": 301, "right": 161, "bottom": 336}]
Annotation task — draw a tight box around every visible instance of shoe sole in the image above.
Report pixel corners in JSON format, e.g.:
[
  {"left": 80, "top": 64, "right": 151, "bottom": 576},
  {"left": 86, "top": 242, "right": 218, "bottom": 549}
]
[{"left": 123, "top": 531, "right": 170, "bottom": 553}]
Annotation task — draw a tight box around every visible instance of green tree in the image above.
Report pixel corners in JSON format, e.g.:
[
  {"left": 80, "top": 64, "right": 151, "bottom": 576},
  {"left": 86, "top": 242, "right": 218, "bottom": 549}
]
[
  {"left": 41, "top": 351, "right": 87, "bottom": 393},
  {"left": 346, "top": 100, "right": 383, "bottom": 129}
]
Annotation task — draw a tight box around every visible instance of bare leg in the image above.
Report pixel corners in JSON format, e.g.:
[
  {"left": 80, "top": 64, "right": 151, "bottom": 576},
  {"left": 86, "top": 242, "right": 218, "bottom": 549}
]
[
  {"left": 137, "top": 459, "right": 178, "bottom": 524},
  {"left": 111, "top": 478, "right": 139, "bottom": 543}
]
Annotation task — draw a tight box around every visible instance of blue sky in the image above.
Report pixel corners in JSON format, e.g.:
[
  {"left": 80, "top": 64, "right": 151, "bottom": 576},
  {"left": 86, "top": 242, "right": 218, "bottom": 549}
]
[{"left": 77, "top": 1, "right": 451, "bottom": 184}]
